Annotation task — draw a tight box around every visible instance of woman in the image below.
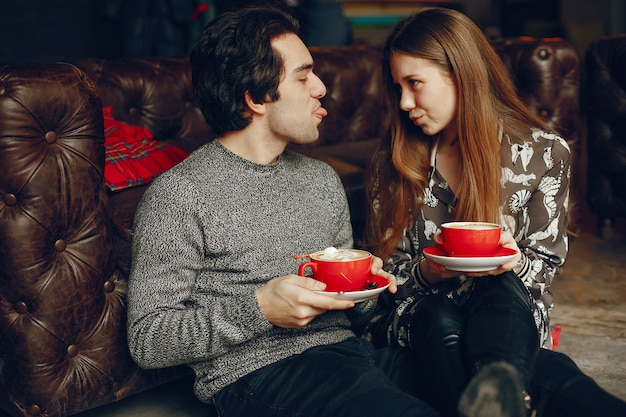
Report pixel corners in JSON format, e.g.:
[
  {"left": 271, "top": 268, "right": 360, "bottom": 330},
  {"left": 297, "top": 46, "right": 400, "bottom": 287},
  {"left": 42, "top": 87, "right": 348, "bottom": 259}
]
[{"left": 364, "top": 7, "right": 619, "bottom": 417}]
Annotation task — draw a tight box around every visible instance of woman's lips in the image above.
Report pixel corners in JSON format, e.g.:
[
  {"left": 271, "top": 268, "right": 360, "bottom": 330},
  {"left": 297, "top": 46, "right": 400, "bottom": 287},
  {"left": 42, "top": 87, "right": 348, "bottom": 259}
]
[{"left": 410, "top": 115, "right": 423, "bottom": 126}]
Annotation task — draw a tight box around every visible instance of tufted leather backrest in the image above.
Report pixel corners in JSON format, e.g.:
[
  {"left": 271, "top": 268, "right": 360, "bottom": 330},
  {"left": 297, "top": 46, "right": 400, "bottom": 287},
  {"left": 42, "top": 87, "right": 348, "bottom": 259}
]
[
  {"left": 584, "top": 34, "right": 626, "bottom": 232},
  {"left": 75, "top": 46, "right": 385, "bottom": 151},
  {"left": 310, "top": 45, "right": 386, "bottom": 146},
  {"left": 75, "top": 57, "right": 214, "bottom": 154},
  {"left": 493, "top": 37, "right": 581, "bottom": 143},
  {"left": 0, "top": 63, "right": 184, "bottom": 417}
]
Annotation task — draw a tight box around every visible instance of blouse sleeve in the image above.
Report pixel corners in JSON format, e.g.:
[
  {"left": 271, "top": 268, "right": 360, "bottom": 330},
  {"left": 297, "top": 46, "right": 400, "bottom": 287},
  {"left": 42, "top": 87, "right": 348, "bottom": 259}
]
[
  {"left": 506, "top": 132, "right": 571, "bottom": 302},
  {"left": 382, "top": 228, "right": 436, "bottom": 306}
]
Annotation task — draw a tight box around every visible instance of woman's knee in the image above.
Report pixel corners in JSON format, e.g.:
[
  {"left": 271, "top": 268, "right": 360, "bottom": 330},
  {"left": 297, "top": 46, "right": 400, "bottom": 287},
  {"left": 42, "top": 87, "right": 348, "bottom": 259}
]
[
  {"left": 408, "top": 297, "right": 464, "bottom": 350},
  {"left": 472, "top": 272, "right": 533, "bottom": 311}
]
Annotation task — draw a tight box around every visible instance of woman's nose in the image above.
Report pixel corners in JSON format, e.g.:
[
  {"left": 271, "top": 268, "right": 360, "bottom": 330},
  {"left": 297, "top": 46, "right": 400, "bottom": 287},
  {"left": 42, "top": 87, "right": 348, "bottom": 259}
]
[{"left": 398, "top": 88, "right": 415, "bottom": 112}]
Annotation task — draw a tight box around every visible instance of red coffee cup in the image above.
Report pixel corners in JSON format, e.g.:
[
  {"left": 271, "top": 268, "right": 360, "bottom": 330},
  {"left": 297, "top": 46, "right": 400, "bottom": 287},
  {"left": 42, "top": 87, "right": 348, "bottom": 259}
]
[
  {"left": 440, "top": 222, "right": 502, "bottom": 257},
  {"left": 296, "top": 248, "right": 372, "bottom": 292}
]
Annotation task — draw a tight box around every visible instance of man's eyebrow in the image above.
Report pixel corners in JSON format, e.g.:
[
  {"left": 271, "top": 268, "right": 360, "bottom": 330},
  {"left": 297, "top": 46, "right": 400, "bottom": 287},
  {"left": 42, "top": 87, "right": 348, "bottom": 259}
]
[{"left": 292, "top": 63, "right": 314, "bottom": 74}]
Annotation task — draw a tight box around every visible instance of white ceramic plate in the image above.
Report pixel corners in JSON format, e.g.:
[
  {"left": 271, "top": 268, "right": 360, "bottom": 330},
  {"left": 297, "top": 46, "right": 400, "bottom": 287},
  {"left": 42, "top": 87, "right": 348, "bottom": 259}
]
[
  {"left": 423, "top": 245, "right": 517, "bottom": 272},
  {"left": 315, "top": 275, "right": 391, "bottom": 303}
]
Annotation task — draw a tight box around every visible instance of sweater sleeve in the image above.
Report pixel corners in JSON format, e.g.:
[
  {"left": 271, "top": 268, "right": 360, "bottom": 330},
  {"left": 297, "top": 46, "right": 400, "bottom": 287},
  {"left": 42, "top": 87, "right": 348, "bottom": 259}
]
[{"left": 126, "top": 174, "right": 273, "bottom": 369}]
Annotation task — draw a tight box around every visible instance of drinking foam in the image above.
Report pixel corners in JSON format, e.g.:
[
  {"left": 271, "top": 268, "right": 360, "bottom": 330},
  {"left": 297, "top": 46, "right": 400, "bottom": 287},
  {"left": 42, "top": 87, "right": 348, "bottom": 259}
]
[{"left": 314, "top": 247, "right": 368, "bottom": 261}]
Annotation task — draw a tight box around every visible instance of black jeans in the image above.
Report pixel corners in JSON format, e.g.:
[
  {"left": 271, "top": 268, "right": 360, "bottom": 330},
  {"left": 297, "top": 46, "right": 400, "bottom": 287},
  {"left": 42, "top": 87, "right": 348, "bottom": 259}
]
[
  {"left": 530, "top": 348, "right": 626, "bottom": 417},
  {"left": 373, "top": 272, "right": 540, "bottom": 417},
  {"left": 213, "top": 337, "right": 440, "bottom": 417},
  {"left": 371, "top": 271, "right": 626, "bottom": 417}
]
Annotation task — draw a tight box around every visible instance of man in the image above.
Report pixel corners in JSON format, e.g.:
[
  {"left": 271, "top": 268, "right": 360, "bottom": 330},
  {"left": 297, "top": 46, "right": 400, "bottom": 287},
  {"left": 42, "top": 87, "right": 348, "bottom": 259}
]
[{"left": 127, "top": 6, "right": 439, "bottom": 417}]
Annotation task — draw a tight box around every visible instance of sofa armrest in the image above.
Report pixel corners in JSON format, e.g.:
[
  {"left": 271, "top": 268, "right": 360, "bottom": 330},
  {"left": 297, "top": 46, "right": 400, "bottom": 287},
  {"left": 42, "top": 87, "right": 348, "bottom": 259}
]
[{"left": 0, "top": 63, "right": 185, "bottom": 417}]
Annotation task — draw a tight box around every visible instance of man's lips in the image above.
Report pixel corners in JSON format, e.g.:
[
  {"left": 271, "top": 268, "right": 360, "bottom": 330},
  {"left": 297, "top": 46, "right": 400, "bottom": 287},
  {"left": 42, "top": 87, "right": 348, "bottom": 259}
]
[{"left": 314, "top": 106, "right": 328, "bottom": 119}]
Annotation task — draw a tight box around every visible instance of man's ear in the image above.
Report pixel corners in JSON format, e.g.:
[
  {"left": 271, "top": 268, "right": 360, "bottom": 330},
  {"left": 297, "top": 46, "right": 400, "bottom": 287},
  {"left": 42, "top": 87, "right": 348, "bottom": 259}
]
[{"left": 244, "top": 91, "right": 266, "bottom": 115}]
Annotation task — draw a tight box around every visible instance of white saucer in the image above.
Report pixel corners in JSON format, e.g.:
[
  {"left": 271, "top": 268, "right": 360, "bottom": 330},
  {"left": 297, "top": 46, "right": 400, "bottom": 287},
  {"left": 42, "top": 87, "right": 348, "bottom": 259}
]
[
  {"left": 423, "top": 245, "right": 517, "bottom": 272},
  {"left": 315, "top": 275, "right": 390, "bottom": 303}
]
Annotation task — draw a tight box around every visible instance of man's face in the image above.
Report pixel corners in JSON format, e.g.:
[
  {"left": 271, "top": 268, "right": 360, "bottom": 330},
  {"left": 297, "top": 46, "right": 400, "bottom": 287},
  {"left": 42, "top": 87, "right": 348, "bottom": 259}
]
[{"left": 265, "top": 33, "right": 328, "bottom": 146}]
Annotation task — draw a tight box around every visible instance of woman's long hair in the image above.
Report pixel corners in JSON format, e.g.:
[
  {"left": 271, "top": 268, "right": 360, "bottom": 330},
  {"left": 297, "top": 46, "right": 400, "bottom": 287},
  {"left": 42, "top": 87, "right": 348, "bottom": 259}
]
[{"left": 366, "top": 8, "right": 553, "bottom": 259}]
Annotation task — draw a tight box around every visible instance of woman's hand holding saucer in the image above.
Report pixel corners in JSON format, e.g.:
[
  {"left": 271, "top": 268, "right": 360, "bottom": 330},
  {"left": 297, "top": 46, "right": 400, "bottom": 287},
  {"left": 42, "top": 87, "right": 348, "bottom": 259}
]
[{"left": 465, "top": 230, "right": 521, "bottom": 277}]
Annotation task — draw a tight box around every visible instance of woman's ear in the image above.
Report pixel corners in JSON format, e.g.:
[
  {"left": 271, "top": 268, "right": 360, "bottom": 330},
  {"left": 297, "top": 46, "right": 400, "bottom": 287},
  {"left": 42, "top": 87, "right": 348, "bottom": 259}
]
[{"left": 244, "top": 91, "right": 266, "bottom": 115}]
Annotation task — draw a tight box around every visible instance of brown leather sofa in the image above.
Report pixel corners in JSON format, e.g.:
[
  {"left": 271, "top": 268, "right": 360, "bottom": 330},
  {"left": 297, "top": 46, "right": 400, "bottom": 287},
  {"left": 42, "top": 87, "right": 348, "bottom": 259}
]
[
  {"left": 0, "top": 38, "right": 580, "bottom": 417},
  {"left": 584, "top": 34, "right": 626, "bottom": 237}
]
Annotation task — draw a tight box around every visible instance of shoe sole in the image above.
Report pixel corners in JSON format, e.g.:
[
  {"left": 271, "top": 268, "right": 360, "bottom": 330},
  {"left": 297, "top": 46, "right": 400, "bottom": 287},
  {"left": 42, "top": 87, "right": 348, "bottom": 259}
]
[{"left": 458, "top": 361, "right": 527, "bottom": 417}]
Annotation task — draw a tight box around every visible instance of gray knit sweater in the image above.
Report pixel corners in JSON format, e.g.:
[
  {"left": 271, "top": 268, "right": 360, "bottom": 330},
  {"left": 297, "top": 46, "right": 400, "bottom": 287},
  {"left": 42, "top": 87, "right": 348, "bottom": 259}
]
[{"left": 127, "top": 139, "right": 364, "bottom": 402}]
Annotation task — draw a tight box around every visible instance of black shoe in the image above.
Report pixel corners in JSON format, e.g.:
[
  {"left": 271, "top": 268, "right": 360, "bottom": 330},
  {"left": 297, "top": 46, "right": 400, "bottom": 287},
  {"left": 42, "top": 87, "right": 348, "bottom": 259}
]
[{"left": 458, "top": 361, "right": 527, "bottom": 417}]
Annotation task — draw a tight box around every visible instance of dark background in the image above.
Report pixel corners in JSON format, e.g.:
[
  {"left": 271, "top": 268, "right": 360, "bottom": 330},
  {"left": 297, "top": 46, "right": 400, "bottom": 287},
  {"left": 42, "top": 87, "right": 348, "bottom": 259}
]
[
  {"left": 1, "top": 0, "right": 122, "bottom": 63},
  {"left": 0, "top": 0, "right": 623, "bottom": 64}
]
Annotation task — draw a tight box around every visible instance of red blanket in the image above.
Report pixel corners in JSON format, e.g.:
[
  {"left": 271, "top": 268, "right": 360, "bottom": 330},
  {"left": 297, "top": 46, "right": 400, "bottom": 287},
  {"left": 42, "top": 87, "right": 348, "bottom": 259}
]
[{"left": 103, "top": 107, "right": 188, "bottom": 191}]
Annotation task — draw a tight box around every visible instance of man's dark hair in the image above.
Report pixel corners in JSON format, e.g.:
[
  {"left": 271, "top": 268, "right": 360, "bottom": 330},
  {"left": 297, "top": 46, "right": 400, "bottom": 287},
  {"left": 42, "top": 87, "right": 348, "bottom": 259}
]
[{"left": 190, "top": 6, "right": 300, "bottom": 135}]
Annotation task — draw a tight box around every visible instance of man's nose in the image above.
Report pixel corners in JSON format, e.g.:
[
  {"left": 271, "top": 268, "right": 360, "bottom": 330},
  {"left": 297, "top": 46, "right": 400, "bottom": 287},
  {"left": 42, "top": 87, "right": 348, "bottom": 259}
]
[{"left": 312, "top": 73, "right": 327, "bottom": 98}]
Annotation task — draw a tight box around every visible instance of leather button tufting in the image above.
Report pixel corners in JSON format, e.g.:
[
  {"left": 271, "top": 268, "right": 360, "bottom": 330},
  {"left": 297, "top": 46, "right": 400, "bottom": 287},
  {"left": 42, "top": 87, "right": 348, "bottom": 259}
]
[
  {"left": 539, "top": 108, "right": 551, "bottom": 118},
  {"left": 67, "top": 345, "right": 79, "bottom": 357},
  {"left": 104, "top": 281, "right": 115, "bottom": 293},
  {"left": 44, "top": 131, "right": 57, "bottom": 143},
  {"left": 3, "top": 193, "right": 17, "bottom": 206},
  {"left": 27, "top": 404, "right": 41, "bottom": 416},
  {"left": 54, "top": 239, "right": 66, "bottom": 252},
  {"left": 15, "top": 301, "right": 28, "bottom": 314},
  {"left": 537, "top": 48, "right": 551, "bottom": 60}
]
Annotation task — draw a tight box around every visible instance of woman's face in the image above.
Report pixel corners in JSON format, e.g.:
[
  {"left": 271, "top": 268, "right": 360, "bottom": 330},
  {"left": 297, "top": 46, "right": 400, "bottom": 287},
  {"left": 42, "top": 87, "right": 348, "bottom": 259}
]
[{"left": 390, "top": 51, "right": 457, "bottom": 138}]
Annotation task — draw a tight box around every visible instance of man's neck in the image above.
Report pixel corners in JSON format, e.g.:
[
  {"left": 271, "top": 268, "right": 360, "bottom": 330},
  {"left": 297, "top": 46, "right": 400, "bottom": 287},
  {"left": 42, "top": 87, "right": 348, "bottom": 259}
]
[{"left": 218, "top": 130, "right": 286, "bottom": 165}]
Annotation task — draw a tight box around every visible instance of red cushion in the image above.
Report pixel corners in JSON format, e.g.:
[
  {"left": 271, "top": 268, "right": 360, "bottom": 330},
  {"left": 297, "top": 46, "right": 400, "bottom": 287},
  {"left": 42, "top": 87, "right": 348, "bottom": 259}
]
[{"left": 103, "top": 107, "right": 188, "bottom": 191}]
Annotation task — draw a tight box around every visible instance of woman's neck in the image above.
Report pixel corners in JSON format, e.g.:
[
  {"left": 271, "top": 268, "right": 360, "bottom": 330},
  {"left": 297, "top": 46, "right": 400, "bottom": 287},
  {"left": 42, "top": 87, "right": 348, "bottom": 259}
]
[
  {"left": 433, "top": 131, "right": 462, "bottom": 193},
  {"left": 438, "top": 126, "right": 459, "bottom": 149}
]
